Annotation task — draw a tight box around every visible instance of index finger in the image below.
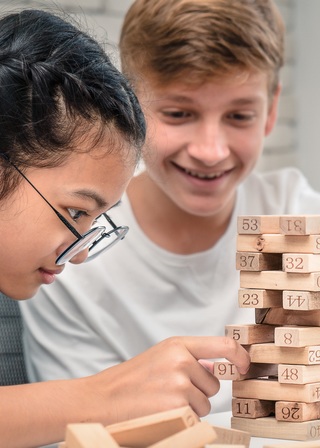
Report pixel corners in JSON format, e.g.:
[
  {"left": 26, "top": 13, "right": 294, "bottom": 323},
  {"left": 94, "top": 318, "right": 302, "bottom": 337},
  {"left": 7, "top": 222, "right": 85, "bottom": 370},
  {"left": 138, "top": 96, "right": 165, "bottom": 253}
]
[{"left": 182, "top": 336, "right": 250, "bottom": 374}]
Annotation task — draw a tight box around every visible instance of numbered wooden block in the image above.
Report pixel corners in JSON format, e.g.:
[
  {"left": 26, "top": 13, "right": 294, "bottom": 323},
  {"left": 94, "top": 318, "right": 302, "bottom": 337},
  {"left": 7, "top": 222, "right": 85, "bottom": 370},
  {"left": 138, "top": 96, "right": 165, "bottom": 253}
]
[
  {"left": 236, "top": 252, "right": 282, "bottom": 271},
  {"left": 209, "top": 425, "right": 250, "bottom": 448},
  {"left": 280, "top": 216, "right": 320, "bottom": 235},
  {"left": 237, "top": 215, "right": 280, "bottom": 234},
  {"left": 283, "top": 291, "right": 320, "bottom": 311},
  {"left": 275, "top": 401, "right": 320, "bottom": 422},
  {"left": 241, "top": 271, "right": 320, "bottom": 292},
  {"left": 278, "top": 364, "right": 320, "bottom": 384},
  {"left": 215, "top": 361, "right": 277, "bottom": 381},
  {"left": 238, "top": 288, "right": 282, "bottom": 308},
  {"left": 232, "top": 398, "right": 274, "bottom": 419},
  {"left": 225, "top": 324, "right": 276, "bottom": 344},
  {"left": 232, "top": 416, "right": 320, "bottom": 441},
  {"left": 233, "top": 379, "right": 320, "bottom": 403},
  {"left": 237, "top": 234, "right": 320, "bottom": 254},
  {"left": 147, "top": 421, "right": 216, "bottom": 448},
  {"left": 246, "top": 343, "right": 320, "bottom": 365},
  {"left": 275, "top": 326, "right": 320, "bottom": 347},
  {"left": 106, "top": 406, "right": 199, "bottom": 447},
  {"left": 65, "top": 423, "right": 119, "bottom": 448},
  {"left": 256, "top": 308, "right": 320, "bottom": 326},
  {"left": 283, "top": 253, "right": 320, "bottom": 273}
]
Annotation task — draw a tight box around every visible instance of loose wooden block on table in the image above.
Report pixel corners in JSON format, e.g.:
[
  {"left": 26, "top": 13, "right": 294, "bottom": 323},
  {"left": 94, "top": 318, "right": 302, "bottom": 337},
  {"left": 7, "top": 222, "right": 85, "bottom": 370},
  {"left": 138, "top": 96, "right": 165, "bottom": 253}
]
[
  {"left": 283, "top": 291, "right": 320, "bottom": 311},
  {"left": 225, "top": 324, "right": 276, "bottom": 344},
  {"left": 245, "top": 343, "right": 320, "bottom": 365},
  {"left": 280, "top": 216, "right": 320, "bottom": 235},
  {"left": 278, "top": 363, "right": 320, "bottom": 384},
  {"left": 256, "top": 308, "right": 320, "bottom": 326},
  {"left": 65, "top": 423, "right": 119, "bottom": 448},
  {"left": 237, "top": 216, "right": 280, "bottom": 234},
  {"left": 275, "top": 326, "right": 320, "bottom": 347},
  {"left": 215, "top": 361, "right": 277, "bottom": 381},
  {"left": 263, "top": 440, "right": 320, "bottom": 447},
  {"left": 209, "top": 425, "right": 250, "bottom": 448},
  {"left": 231, "top": 416, "right": 320, "bottom": 441},
  {"left": 106, "top": 406, "right": 199, "bottom": 448},
  {"left": 147, "top": 421, "right": 216, "bottom": 448},
  {"left": 238, "top": 289, "right": 283, "bottom": 308},
  {"left": 232, "top": 398, "right": 274, "bottom": 419},
  {"left": 236, "top": 252, "right": 282, "bottom": 271},
  {"left": 283, "top": 253, "right": 320, "bottom": 273},
  {"left": 233, "top": 378, "right": 320, "bottom": 402},
  {"left": 237, "top": 234, "right": 320, "bottom": 254},
  {"left": 275, "top": 401, "right": 320, "bottom": 422},
  {"left": 241, "top": 271, "right": 320, "bottom": 292}
]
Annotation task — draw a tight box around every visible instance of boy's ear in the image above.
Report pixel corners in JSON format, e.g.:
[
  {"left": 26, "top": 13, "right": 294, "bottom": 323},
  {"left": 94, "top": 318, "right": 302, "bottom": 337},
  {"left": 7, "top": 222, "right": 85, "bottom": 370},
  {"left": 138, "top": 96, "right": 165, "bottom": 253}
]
[{"left": 265, "top": 83, "right": 282, "bottom": 136}]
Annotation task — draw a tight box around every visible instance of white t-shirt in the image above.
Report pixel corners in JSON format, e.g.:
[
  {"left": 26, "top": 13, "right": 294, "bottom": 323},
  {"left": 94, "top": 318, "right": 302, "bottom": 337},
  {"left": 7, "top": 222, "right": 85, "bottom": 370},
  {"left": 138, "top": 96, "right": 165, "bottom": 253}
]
[{"left": 20, "top": 168, "right": 320, "bottom": 412}]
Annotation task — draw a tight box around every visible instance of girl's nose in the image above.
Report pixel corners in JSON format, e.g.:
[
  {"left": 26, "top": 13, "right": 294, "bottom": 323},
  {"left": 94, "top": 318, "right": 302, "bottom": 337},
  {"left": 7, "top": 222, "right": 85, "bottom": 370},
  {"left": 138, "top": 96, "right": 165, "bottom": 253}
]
[{"left": 68, "top": 248, "right": 90, "bottom": 265}]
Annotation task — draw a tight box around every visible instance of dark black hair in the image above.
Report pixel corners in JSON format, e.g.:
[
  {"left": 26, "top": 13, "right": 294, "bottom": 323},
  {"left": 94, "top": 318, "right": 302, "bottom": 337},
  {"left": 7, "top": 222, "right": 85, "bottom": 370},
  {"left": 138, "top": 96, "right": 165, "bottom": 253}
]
[{"left": 0, "top": 9, "right": 146, "bottom": 199}]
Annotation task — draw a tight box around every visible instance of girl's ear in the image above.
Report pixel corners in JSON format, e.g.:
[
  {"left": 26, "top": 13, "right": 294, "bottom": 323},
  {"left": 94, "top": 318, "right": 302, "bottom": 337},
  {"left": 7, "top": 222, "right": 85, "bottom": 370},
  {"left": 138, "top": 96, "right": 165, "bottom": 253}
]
[{"left": 265, "top": 83, "right": 282, "bottom": 136}]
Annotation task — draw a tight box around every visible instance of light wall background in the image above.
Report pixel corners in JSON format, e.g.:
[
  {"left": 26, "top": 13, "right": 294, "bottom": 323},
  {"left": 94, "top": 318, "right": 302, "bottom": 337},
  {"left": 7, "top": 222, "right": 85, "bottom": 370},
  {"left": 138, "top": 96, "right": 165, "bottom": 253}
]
[{"left": 0, "top": 0, "right": 318, "bottom": 190}]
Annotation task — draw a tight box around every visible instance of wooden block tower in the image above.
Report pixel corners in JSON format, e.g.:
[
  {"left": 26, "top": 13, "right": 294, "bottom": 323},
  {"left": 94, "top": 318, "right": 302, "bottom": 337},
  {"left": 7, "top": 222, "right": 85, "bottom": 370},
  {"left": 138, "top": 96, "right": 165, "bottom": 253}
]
[{"left": 219, "top": 215, "right": 320, "bottom": 442}]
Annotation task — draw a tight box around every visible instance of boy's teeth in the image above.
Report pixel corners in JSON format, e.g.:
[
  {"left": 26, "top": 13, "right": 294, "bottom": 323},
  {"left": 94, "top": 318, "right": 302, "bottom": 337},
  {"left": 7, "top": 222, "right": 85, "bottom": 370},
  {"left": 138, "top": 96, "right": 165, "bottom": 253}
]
[{"left": 185, "top": 168, "right": 222, "bottom": 179}]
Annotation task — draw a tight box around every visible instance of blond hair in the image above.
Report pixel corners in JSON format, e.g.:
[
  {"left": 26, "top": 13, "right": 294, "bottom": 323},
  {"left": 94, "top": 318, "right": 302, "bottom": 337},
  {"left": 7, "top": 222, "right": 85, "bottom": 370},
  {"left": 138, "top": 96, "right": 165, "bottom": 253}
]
[{"left": 119, "top": 0, "right": 284, "bottom": 94}]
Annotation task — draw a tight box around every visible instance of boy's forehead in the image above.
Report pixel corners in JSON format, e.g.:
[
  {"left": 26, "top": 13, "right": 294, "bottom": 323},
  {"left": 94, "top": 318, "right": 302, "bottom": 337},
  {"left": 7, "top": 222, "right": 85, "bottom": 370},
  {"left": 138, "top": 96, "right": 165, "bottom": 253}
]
[{"left": 141, "top": 70, "right": 270, "bottom": 100}]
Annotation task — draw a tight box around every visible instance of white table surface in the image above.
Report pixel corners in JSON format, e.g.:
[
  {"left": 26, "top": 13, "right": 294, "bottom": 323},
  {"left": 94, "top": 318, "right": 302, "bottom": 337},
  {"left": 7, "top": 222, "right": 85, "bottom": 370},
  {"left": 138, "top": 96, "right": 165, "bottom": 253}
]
[{"left": 203, "top": 411, "right": 295, "bottom": 447}]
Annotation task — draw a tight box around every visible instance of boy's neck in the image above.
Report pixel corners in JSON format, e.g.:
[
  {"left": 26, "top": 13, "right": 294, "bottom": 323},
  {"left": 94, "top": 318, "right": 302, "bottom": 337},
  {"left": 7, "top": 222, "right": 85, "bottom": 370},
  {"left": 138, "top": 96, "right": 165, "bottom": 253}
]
[{"left": 127, "top": 172, "right": 235, "bottom": 254}]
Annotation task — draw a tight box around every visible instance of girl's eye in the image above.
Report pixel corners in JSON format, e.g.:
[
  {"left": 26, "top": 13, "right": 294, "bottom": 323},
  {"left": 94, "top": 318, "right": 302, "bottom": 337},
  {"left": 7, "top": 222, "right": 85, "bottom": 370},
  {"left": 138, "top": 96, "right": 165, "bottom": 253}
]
[
  {"left": 67, "top": 208, "right": 88, "bottom": 222},
  {"left": 161, "top": 110, "right": 192, "bottom": 119}
]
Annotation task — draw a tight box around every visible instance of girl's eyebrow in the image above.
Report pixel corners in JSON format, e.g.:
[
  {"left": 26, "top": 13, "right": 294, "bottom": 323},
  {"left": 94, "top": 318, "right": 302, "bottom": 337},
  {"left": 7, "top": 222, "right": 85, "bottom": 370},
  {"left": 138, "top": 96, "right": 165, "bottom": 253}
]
[{"left": 71, "top": 189, "right": 108, "bottom": 209}]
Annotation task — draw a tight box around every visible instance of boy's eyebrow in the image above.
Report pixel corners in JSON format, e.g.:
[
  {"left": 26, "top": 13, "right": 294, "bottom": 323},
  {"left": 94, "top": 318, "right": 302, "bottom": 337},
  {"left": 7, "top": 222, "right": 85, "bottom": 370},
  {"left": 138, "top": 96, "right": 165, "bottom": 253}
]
[{"left": 157, "top": 94, "right": 263, "bottom": 105}]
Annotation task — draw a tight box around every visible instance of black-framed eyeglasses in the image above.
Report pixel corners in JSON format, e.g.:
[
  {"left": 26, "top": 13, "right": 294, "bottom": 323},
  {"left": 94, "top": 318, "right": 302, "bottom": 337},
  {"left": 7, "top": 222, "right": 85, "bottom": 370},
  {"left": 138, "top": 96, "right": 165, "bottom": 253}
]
[{"left": 0, "top": 153, "right": 129, "bottom": 265}]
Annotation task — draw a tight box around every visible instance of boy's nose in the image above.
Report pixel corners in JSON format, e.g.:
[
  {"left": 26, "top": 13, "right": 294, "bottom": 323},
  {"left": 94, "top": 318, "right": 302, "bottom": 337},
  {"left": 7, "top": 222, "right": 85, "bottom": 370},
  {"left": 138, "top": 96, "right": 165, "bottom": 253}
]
[
  {"left": 187, "top": 123, "right": 230, "bottom": 165},
  {"left": 69, "top": 248, "right": 90, "bottom": 265}
]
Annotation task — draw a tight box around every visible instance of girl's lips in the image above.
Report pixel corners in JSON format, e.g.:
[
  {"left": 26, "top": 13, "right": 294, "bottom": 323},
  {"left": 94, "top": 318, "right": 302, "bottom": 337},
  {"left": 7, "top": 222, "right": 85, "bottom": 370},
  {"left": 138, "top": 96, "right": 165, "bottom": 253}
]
[{"left": 38, "top": 267, "right": 64, "bottom": 285}]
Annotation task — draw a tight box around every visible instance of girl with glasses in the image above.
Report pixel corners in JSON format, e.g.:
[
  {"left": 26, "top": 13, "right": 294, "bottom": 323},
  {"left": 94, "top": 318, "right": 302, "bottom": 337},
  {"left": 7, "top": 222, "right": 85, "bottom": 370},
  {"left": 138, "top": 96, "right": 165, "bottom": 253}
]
[{"left": 0, "top": 7, "right": 249, "bottom": 447}]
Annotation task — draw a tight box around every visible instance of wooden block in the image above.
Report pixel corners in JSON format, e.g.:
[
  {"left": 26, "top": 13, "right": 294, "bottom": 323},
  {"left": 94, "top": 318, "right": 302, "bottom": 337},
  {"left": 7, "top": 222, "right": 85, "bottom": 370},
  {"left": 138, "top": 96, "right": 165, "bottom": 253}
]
[
  {"left": 237, "top": 234, "right": 320, "bottom": 254},
  {"left": 106, "top": 406, "right": 199, "bottom": 448},
  {"left": 237, "top": 216, "right": 280, "bottom": 234},
  {"left": 232, "top": 398, "right": 274, "bottom": 419},
  {"left": 245, "top": 343, "right": 320, "bottom": 365},
  {"left": 283, "top": 291, "right": 320, "bottom": 310},
  {"left": 206, "top": 445, "right": 245, "bottom": 448},
  {"left": 275, "top": 401, "right": 320, "bottom": 422},
  {"left": 236, "top": 252, "right": 282, "bottom": 271},
  {"left": 209, "top": 425, "right": 250, "bottom": 447},
  {"left": 147, "top": 421, "right": 216, "bottom": 448},
  {"left": 241, "top": 271, "right": 320, "bottom": 292},
  {"left": 263, "top": 440, "right": 320, "bottom": 447},
  {"left": 239, "top": 289, "right": 282, "bottom": 308},
  {"left": 225, "top": 324, "right": 276, "bottom": 344},
  {"left": 280, "top": 215, "right": 320, "bottom": 235},
  {"left": 275, "top": 326, "right": 320, "bottom": 347},
  {"left": 278, "top": 364, "right": 320, "bottom": 384},
  {"left": 256, "top": 308, "right": 320, "bottom": 326},
  {"left": 65, "top": 423, "right": 119, "bottom": 448},
  {"left": 215, "top": 361, "right": 277, "bottom": 381},
  {"left": 231, "top": 416, "right": 320, "bottom": 441},
  {"left": 232, "top": 378, "right": 320, "bottom": 403},
  {"left": 283, "top": 253, "right": 320, "bottom": 273}
]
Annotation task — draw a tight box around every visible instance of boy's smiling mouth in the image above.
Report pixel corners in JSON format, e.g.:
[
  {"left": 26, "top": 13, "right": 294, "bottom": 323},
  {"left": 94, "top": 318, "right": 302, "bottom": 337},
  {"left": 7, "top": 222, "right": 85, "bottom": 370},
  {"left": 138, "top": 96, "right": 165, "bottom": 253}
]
[{"left": 172, "top": 161, "right": 231, "bottom": 181}]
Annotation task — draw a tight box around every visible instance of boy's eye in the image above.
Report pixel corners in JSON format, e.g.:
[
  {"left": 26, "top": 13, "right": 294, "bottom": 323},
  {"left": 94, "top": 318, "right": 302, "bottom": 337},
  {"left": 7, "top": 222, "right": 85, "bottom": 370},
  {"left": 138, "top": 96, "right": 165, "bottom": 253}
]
[
  {"left": 67, "top": 208, "right": 88, "bottom": 222},
  {"left": 228, "top": 112, "right": 255, "bottom": 121},
  {"left": 162, "top": 110, "right": 191, "bottom": 119}
]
